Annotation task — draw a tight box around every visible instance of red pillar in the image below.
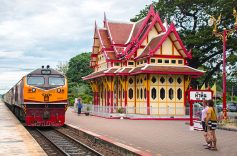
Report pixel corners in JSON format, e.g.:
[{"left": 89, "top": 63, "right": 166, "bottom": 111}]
[
  {"left": 107, "top": 90, "right": 110, "bottom": 113},
  {"left": 110, "top": 90, "right": 113, "bottom": 113},
  {"left": 124, "top": 77, "right": 127, "bottom": 108},
  {"left": 147, "top": 74, "right": 150, "bottom": 115},
  {"left": 222, "top": 29, "right": 227, "bottom": 120},
  {"left": 190, "top": 101, "right": 193, "bottom": 126}
]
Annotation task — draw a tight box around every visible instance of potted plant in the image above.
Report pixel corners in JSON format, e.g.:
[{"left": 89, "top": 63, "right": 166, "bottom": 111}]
[
  {"left": 85, "top": 106, "right": 90, "bottom": 116},
  {"left": 117, "top": 107, "right": 125, "bottom": 119}
]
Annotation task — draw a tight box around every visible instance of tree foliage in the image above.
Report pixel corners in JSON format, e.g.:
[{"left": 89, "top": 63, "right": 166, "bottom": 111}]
[
  {"left": 131, "top": 0, "right": 237, "bottom": 87},
  {"left": 66, "top": 52, "right": 93, "bottom": 105},
  {"left": 56, "top": 61, "right": 69, "bottom": 75}
]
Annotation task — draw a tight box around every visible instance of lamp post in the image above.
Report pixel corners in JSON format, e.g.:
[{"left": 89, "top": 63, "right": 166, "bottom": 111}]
[{"left": 208, "top": 8, "right": 237, "bottom": 120}]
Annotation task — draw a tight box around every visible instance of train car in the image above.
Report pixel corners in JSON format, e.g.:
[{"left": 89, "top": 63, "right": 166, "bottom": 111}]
[{"left": 3, "top": 65, "right": 68, "bottom": 126}]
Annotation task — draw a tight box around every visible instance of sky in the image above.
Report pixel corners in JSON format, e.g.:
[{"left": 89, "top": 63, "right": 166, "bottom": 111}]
[{"left": 0, "top": 0, "right": 154, "bottom": 94}]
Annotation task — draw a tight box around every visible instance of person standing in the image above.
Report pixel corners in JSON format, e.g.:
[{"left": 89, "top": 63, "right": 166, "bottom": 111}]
[
  {"left": 77, "top": 98, "right": 82, "bottom": 115},
  {"left": 201, "top": 100, "right": 209, "bottom": 146},
  {"left": 205, "top": 100, "right": 218, "bottom": 150}
]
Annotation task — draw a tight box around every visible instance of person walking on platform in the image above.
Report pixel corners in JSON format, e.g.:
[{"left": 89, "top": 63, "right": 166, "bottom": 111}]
[
  {"left": 77, "top": 98, "right": 82, "bottom": 115},
  {"left": 205, "top": 100, "right": 218, "bottom": 151},
  {"left": 201, "top": 100, "right": 209, "bottom": 146}
]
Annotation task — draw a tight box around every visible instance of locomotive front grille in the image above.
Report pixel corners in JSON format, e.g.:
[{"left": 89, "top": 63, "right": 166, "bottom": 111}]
[{"left": 43, "top": 110, "right": 50, "bottom": 120}]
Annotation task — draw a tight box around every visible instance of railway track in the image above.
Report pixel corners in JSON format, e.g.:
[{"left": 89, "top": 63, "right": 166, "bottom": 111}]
[{"left": 28, "top": 127, "right": 103, "bottom": 156}]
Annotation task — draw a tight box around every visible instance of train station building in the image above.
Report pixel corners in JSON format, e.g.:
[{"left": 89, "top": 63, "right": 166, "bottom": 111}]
[{"left": 83, "top": 6, "right": 204, "bottom": 116}]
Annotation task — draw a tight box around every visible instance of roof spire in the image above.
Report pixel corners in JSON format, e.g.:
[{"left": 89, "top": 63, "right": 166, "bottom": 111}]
[
  {"left": 103, "top": 12, "right": 107, "bottom": 28},
  {"left": 95, "top": 20, "right": 97, "bottom": 29},
  {"left": 149, "top": 4, "right": 155, "bottom": 16}
]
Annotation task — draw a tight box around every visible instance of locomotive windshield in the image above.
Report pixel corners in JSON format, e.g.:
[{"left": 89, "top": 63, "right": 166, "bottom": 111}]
[
  {"left": 49, "top": 77, "right": 65, "bottom": 86},
  {"left": 27, "top": 76, "right": 44, "bottom": 85}
]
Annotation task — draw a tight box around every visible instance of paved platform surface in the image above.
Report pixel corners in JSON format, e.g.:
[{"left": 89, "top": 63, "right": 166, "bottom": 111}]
[
  {"left": 0, "top": 101, "right": 46, "bottom": 156},
  {"left": 66, "top": 107, "right": 237, "bottom": 156}
]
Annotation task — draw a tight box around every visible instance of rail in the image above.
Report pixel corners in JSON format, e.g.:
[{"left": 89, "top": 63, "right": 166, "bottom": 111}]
[{"left": 36, "top": 128, "right": 103, "bottom": 156}]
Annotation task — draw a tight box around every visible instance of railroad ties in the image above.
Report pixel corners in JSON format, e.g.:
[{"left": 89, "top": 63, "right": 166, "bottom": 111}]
[{"left": 33, "top": 128, "right": 102, "bottom": 156}]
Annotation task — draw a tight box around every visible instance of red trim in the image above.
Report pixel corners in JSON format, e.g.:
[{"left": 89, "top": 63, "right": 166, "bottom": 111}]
[
  {"left": 106, "top": 60, "right": 122, "bottom": 63},
  {"left": 152, "top": 55, "right": 183, "bottom": 58},
  {"left": 91, "top": 54, "right": 98, "bottom": 57},
  {"left": 112, "top": 43, "right": 128, "bottom": 47},
  {"left": 128, "top": 117, "right": 199, "bottom": 120},
  {"left": 131, "top": 70, "right": 204, "bottom": 76}
]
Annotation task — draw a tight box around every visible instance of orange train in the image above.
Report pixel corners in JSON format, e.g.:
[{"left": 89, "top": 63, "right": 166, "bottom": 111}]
[{"left": 3, "top": 66, "right": 68, "bottom": 126}]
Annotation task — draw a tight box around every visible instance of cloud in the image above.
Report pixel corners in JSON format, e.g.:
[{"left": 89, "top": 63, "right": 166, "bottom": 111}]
[{"left": 0, "top": 0, "right": 153, "bottom": 93}]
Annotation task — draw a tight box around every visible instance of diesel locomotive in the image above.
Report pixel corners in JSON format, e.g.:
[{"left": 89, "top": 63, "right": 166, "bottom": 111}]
[{"left": 3, "top": 66, "right": 68, "bottom": 126}]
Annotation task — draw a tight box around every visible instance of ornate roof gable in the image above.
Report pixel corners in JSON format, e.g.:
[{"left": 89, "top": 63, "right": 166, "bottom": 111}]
[
  {"left": 123, "top": 5, "right": 166, "bottom": 59},
  {"left": 149, "top": 23, "right": 192, "bottom": 59}
]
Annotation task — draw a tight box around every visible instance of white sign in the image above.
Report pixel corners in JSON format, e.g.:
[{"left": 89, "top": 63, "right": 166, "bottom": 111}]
[{"left": 189, "top": 91, "right": 212, "bottom": 101}]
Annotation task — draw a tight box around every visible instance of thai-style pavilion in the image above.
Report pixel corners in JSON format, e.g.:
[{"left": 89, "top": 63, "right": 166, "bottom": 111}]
[{"left": 83, "top": 6, "right": 204, "bottom": 116}]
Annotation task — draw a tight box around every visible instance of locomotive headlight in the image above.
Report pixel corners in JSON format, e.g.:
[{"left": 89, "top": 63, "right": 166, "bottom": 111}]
[
  {"left": 57, "top": 88, "right": 61, "bottom": 93},
  {"left": 32, "top": 88, "right": 36, "bottom": 92}
]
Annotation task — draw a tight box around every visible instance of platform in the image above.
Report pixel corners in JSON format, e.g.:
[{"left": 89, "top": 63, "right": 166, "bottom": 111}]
[
  {"left": 66, "top": 107, "right": 237, "bottom": 156},
  {"left": 0, "top": 101, "right": 46, "bottom": 156}
]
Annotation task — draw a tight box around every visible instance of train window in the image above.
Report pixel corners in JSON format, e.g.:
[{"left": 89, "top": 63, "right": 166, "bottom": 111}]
[
  {"left": 27, "top": 76, "right": 44, "bottom": 85},
  {"left": 49, "top": 77, "right": 65, "bottom": 86}
]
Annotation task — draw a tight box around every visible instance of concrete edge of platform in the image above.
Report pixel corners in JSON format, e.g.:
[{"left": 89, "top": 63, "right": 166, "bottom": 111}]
[
  {"left": 66, "top": 123, "right": 152, "bottom": 156},
  {"left": 90, "top": 112, "right": 199, "bottom": 121},
  {"left": 1, "top": 102, "right": 47, "bottom": 156}
]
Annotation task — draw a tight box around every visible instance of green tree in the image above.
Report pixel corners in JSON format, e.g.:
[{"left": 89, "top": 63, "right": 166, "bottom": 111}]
[
  {"left": 56, "top": 61, "right": 69, "bottom": 75},
  {"left": 131, "top": 0, "right": 237, "bottom": 87},
  {"left": 66, "top": 52, "right": 93, "bottom": 105}
]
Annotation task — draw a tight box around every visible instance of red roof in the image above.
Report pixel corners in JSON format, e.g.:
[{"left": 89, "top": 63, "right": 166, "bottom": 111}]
[
  {"left": 82, "top": 68, "right": 117, "bottom": 80},
  {"left": 115, "top": 67, "right": 133, "bottom": 75},
  {"left": 130, "top": 65, "right": 204, "bottom": 76},
  {"left": 129, "top": 18, "right": 146, "bottom": 42},
  {"left": 98, "top": 29, "right": 111, "bottom": 48},
  {"left": 105, "top": 51, "right": 117, "bottom": 60},
  {"left": 107, "top": 22, "right": 133, "bottom": 44},
  {"left": 136, "top": 33, "right": 165, "bottom": 59}
]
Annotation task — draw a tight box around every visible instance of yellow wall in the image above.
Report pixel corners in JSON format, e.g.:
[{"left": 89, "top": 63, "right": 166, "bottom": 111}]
[
  {"left": 148, "top": 26, "right": 158, "bottom": 42},
  {"left": 149, "top": 74, "right": 185, "bottom": 115}
]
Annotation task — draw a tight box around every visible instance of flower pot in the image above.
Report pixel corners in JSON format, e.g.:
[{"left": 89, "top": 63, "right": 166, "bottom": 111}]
[{"left": 85, "top": 112, "right": 90, "bottom": 116}]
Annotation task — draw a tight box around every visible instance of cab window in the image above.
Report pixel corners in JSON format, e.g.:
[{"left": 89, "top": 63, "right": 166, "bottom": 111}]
[
  {"left": 49, "top": 77, "right": 65, "bottom": 86},
  {"left": 27, "top": 76, "right": 44, "bottom": 85}
]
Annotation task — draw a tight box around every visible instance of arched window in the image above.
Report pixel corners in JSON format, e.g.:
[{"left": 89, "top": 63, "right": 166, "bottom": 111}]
[
  {"left": 144, "top": 88, "right": 146, "bottom": 99},
  {"left": 169, "top": 88, "right": 174, "bottom": 100},
  {"left": 160, "top": 76, "right": 165, "bottom": 84},
  {"left": 177, "top": 88, "right": 182, "bottom": 100},
  {"left": 140, "top": 79, "right": 143, "bottom": 84},
  {"left": 129, "top": 88, "right": 133, "bottom": 99},
  {"left": 140, "top": 88, "right": 143, "bottom": 99},
  {"left": 129, "top": 78, "right": 133, "bottom": 84},
  {"left": 151, "top": 88, "right": 157, "bottom": 100},
  {"left": 177, "top": 77, "right": 182, "bottom": 84},
  {"left": 137, "top": 78, "right": 139, "bottom": 84},
  {"left": 151, "top": 76, "right": 156, "bottom": 83},
  {"left": 168, "top": 77, "right": 173, "bottom": 84},
  {"left": 160, "top": 88, "right": 165, "bottom": 100},
  {"left": 137, "top": 88, "right": 139, "bottom": 99}
]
